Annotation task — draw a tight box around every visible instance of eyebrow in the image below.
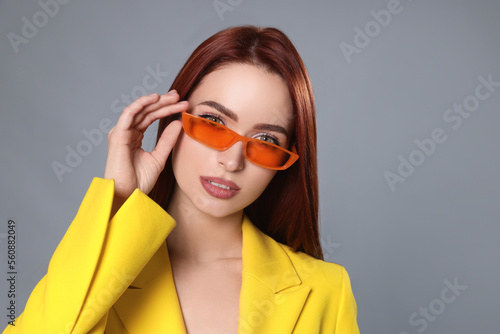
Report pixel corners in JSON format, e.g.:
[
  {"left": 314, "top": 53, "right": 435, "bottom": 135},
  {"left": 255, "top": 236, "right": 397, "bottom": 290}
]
[
  {"left": 198, "top": 100, "right": 289, "bottom": 137},
  {"left": 253, "top": 123, "right": 288, "bottom": 136},
  {"left": 199, "top": 101, "right": 238, "bottom": 121}
]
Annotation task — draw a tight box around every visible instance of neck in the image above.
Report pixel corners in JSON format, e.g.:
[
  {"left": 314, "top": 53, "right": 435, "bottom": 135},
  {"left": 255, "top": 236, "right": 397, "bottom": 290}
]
[{"left": 165, "top": 186, "right": 243, "bottom": 264}]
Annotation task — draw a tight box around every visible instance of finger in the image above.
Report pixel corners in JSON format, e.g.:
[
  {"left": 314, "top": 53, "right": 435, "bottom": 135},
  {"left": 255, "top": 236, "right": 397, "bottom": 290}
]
[
  {"left": 150, "top": 120, "right": 183, "bottom": 169},
  {"left": 131, "top": 90, "right": 180, "bottom": 123},
  {"left": 115, "top": 93, "right": 160, "bottom": 130},
  {"left": 135, "top": 100, "right": 188, "bottom": 132},
  {"left": 141, "top": 90, "right": 179, "bottom": 114},
  {"left": 132, "top": 94, "right": 182, "bottom": 128},
  {"left": 130, "top": 91, "right": 182, "bottom": 129}
]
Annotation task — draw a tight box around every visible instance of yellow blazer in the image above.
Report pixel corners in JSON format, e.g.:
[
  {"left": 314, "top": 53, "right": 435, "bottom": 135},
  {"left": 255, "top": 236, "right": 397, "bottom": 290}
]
[{"left": 4, "top": 178, "right": 359, "bottom": 333}]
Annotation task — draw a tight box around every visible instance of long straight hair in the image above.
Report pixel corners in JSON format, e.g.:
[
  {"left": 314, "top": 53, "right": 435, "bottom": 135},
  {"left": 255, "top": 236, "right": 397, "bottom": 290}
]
[{"left": 149, "top": 26, "right": 322, "bottom": 259}]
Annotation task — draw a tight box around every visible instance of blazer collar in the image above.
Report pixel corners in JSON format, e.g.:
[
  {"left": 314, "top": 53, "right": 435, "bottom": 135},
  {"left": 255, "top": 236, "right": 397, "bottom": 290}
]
[
  {"left": 241, "top": 214, "right": 302, "bottom": 292},
  {"left": 113, "top": 215, "right": 310, "bottom": 333},
  {"left": 238, "top": 215, "right": 311, "bottom": 333}
]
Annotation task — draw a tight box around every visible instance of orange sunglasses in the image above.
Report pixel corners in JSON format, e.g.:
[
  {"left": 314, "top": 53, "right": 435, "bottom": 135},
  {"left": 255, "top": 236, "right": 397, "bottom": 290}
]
[{"left": 181, "top": 112, "right": 299, "bottom": 170}]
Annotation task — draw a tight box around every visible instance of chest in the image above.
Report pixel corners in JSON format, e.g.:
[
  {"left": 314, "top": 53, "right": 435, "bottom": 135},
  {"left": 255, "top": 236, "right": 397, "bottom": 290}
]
[{"left": 170, "top": 258, "right": 243, "bottom": 334}]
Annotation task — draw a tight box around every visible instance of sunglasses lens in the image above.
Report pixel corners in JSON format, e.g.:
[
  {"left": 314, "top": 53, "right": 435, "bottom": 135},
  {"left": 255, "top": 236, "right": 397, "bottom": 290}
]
[
  {"left": 247, "top": 141, "right": 290, "bottom": 168},
  {"left": 189, "top": 117, "right": 234, "bottom": 148}
]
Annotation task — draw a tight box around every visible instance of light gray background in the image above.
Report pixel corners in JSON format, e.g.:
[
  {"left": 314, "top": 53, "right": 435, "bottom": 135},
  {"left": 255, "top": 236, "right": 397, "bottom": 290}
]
[{"left": 1, "top": 0, "right": 499, "bottom": 333}]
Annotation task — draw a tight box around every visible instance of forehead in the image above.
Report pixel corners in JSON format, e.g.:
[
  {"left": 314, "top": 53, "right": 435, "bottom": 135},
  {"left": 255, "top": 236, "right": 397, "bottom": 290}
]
[{"left": 188, "top": 63, "right": 294, "bottom": 130}]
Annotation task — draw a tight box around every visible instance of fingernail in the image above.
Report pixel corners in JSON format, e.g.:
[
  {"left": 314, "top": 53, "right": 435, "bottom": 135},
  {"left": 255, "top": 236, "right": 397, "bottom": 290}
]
[{"left": 167, "top": 89, "right": 177, "bottom": 95}]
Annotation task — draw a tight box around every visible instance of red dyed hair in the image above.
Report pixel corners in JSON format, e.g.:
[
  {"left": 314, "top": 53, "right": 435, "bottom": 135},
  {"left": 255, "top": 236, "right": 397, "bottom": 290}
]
[{"left": 149, "top": 26, "right": 322, "bottom": 259}]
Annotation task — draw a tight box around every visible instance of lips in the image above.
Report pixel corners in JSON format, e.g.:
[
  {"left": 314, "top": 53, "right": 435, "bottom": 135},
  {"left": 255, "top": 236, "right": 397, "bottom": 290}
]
[{"left": 200, "top": 176, "right": 240, "bottom": 199}]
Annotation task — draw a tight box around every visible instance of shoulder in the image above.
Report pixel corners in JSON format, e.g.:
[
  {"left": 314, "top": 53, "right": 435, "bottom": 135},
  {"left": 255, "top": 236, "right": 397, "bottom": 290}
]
[
  {"left": 242, "top": 215, "right": 355, "bottom": 298},
  {"left": 276, "top": 242, "right": 359, "bottom": 331},
  {"left": 278, "top": 242, "right": 351, "bottom": 291}
]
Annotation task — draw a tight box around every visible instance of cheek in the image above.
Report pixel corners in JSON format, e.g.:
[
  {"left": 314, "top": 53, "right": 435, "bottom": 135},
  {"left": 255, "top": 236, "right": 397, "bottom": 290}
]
[
  {"left": 172, "top": 133, "right": 205, "bottom": 179},
  {"left": 241, "top": 167, "right": 277, "bottom": 200}
]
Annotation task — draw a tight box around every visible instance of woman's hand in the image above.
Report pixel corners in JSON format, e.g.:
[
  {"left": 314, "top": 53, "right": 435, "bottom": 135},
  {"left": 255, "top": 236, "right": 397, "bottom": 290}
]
[{"left": 104, "top": 90, "right": 188, "bottom": 214}]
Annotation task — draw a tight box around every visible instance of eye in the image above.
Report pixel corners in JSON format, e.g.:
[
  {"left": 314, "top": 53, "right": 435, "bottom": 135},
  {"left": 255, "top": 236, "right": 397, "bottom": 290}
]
[
  {"left": 254, "top": 133, "right": 280, "bottom": 146},
  {"left": 199, "top": 113, "right": 225, "bottom": 125}
]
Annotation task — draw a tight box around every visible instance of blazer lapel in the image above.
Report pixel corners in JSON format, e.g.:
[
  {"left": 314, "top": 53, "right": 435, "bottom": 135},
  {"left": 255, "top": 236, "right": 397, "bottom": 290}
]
[
  {"left": 112, "top": 215, "right": 310, "bottom": 334},
  {"left": 112, "top": 242, "right": 187, "bottom": 333},
  {"left": 238, "top": 216, "right": 311, "bottom": 334}
]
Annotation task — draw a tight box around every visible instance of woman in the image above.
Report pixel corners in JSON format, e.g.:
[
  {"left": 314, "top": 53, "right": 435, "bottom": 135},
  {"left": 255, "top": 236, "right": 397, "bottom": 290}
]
[{"left": 4, "top": 26, "right": 359, "bottom": 333}]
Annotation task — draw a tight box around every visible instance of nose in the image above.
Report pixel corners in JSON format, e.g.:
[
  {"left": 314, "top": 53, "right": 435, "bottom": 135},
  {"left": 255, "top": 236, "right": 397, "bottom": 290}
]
[{"left": 217, "top": 140, "right": 245, "bottom": 172}]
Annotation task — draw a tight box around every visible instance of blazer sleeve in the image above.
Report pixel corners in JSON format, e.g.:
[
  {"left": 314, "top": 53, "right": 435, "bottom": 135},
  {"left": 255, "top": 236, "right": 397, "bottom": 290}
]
[{"left": 3, "top": 178, "right": 176, "bottom": 334}]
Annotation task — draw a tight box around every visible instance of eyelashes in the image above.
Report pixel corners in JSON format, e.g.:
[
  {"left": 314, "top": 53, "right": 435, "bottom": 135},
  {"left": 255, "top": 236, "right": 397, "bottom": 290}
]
[
  {"left": 253, "top": 133, "right": 280, "bottom": 146},
  {"left": 198, "top": 112, "right": 282, "bottom": 146},
  {"left": 199, "top": 112, "right": 225, "bottom": 125}
]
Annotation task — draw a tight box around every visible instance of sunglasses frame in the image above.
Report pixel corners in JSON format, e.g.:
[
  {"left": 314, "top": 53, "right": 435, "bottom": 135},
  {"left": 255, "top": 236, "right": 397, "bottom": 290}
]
[{"left": 181, "top": 111, "right": 299, "bottom": 170}]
